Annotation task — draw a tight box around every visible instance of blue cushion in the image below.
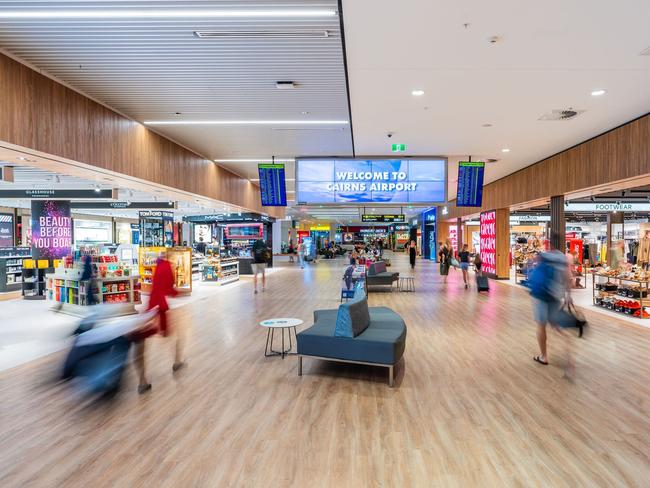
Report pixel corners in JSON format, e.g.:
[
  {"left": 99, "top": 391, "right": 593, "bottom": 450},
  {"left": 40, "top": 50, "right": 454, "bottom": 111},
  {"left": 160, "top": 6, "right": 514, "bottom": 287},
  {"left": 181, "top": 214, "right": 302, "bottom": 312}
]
[
  {"left": 334, "top": 295, "right": 370, "bottom": 338},
  {"left": 298, "top": 307, "right": 407, "bottom": 365}
]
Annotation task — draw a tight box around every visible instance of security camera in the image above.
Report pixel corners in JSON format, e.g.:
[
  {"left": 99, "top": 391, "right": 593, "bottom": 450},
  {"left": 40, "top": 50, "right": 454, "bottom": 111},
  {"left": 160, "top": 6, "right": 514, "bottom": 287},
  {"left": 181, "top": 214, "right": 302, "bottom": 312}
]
[{"left": 387, "top": 132, "right": 394, "bottom": 138}]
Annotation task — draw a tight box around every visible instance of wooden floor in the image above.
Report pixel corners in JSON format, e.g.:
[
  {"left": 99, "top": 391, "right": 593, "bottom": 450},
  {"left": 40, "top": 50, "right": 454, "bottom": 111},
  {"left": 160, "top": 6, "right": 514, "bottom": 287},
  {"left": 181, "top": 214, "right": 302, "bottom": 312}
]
[{"left": 1, "top": 254, "right": 649, "bottom": 487}]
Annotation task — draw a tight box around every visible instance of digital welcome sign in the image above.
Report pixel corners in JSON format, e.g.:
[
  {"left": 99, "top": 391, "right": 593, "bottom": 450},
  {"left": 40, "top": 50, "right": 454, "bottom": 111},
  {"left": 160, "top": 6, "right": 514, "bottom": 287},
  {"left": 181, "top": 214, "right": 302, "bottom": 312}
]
[
  {"left": 31, "top": 200, "right": 72, "bottom": 260},
  {"left": 296, "top": 158, "right": 446, "bottom": 204}
]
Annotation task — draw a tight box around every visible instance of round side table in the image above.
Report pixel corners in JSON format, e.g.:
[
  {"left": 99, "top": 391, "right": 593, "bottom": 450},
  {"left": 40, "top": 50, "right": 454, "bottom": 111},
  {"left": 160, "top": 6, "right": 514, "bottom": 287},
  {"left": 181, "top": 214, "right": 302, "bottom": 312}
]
[{"left": 259, "top": 318, "right": 303, "bottom": 359}]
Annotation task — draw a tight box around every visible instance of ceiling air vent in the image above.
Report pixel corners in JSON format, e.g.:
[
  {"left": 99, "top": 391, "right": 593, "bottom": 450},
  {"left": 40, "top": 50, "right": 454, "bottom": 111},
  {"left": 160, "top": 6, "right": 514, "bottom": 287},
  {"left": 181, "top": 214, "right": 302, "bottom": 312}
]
[
  {"left": 194, "top": 30, "right": 329, "bottom": 39},
  {"left": 276, "top": 81, "right": 296, "bottom": 90},
  {"left": 486, "top": 158, "right": 499, "bottom": 163},
  {"left": 640, "top": 46, "right": 650, "bottom": 56},
  {"left": 538, "top": 109, "right": 585, "bottom": 121}
]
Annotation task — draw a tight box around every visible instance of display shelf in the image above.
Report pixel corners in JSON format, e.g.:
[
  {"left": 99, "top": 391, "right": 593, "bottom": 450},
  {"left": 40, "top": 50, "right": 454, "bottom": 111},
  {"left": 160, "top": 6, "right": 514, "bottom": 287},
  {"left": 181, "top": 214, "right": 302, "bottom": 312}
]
[
  {"left": 592, "top": 274, "right": 650, "bottom": 319},
  {"left": 0, "top": 248, "right": 31, "bottom": 293},
  {"left": 201, "top": 256, "right": 239, "bottom": 285},
  {"left": 46, "top": 269, "right": 141, "bottom": 315}
]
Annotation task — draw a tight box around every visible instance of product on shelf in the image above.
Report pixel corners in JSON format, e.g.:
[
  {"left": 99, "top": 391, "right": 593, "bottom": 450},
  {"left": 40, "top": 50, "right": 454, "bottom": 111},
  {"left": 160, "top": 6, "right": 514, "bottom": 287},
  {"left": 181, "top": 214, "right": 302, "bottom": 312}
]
[
  {"left": 45, "top": 253, "right": 141, "bottom": 311},
  {"left": 138, "top": 247, "right": 193, "bottom": 294}
]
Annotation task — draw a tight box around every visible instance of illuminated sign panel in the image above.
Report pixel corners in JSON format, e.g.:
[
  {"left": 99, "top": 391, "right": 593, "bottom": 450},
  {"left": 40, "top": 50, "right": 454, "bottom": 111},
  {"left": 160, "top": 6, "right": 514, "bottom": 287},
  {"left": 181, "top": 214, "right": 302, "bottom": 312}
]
[
  {"left": 480, "top": 210, "right": 497, "bottom": 275},
  {"left": 296, "top": 158, "right": 446, "bottom": 204}
]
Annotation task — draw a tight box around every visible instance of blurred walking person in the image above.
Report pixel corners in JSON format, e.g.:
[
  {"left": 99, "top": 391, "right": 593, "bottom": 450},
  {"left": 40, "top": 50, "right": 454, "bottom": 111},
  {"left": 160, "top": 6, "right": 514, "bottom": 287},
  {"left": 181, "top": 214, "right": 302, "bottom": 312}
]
[
  {"left": 459, "top": 244, "right": 471, "bottom": 289},
  {"left": 438, "top": 241, "right": 451, "bottom": 283},
  {"left": 134, "top": 254, "right": 184, "bottom": 394},
  {"left": 528, "top": 233, "right": 574, "bottom": 377},
  {"left": 407, "top": 240, "right": 417, "bottom": 270}
]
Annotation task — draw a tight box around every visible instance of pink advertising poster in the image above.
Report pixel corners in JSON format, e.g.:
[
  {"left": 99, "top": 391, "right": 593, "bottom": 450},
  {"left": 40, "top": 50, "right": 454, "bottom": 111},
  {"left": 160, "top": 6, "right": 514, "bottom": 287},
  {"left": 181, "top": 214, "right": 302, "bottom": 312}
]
[{"left": 480, "top": 210, "right": 497, "bottom": 275}]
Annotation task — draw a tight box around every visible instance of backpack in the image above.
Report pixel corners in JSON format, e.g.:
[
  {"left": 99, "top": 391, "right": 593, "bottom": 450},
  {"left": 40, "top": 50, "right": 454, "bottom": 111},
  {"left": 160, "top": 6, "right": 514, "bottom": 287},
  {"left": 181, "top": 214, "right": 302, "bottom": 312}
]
[{"left": 528, "top": 255, "right": 555, "bottom": 301}]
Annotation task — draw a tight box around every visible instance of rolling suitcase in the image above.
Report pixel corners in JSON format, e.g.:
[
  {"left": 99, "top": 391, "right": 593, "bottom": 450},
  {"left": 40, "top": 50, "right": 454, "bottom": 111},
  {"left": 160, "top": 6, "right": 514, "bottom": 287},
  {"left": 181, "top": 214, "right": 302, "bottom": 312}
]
[{"left": 476, "top": 275, "right": 489, "bottom": 292}]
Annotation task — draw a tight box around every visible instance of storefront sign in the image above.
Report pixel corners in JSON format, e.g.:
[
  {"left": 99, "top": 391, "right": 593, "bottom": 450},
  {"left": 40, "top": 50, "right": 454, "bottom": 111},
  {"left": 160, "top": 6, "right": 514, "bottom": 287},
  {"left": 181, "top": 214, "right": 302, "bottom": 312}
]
[
  {"left": 309, "top": 225, "right": 331, "bottom": 231},
  {"left": 510, "top": 215, "right": 551, "bottom": 223},
  {"left": 139, "top": 210, "right": 174, "bottom": 219},
  {"left": 71, "top": 201, "right": 176, "bottom": 209},
  {"left": 362, "top": 214, "right": 405, "bottom": 223},
  {"left": 31, "top": 200, "right": 72, "bottom": 260},
  {"left": 0, "top": 213, "right": 14, "bottom": 247},
  {"left": 393, "top": 224, "right": 410, "bottom": 231},
  {"left": 296, "top": 158, "right": 446, "bottom": 204},
  {"left": 480, "top": 210, "right": 497, "bottom": 275},
  {"left": 0, "top": 189, "right": 115, "bottom": 199},
  {"left": 564, "top": 202, "right": 650, "bottom": 212}
]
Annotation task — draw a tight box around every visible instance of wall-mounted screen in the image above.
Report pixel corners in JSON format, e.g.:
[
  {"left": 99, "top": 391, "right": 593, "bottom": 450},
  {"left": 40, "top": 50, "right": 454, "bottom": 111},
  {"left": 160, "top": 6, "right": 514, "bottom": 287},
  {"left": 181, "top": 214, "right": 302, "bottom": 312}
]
[
  {"left": 456, "top": 161, "right": 485, "bottom": 207},
  {"left": 258, "top": 163, "right": 287, "bottom": 206},
  {"left": 296, "top": 158, "right": 446, "bottom": 204}
]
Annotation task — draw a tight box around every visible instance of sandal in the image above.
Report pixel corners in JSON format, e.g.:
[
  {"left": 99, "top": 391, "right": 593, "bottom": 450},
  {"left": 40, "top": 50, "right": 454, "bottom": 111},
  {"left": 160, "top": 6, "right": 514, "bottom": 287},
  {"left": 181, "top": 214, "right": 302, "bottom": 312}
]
[{"left": 533, "top": 356, "right": 548, "bottom": 365}]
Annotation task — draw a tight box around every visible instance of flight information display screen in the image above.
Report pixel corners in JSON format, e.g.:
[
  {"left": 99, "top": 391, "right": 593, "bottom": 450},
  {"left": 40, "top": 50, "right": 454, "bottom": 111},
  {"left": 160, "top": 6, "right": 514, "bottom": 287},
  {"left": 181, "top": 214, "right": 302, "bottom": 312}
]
[
  {"left": 258, "top": 163, "right": 287, "bottom": 206},
  {"left": 456, "top": 161, "right": 485, "bottom": 207}
]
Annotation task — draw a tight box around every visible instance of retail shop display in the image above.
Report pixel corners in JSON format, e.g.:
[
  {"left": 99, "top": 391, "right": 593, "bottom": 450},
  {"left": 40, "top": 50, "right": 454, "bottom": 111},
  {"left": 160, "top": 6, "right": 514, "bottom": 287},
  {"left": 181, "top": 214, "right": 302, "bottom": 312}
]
[
  {"left": 202, "top": 255, "right": 239, "bottom": 285},
  {"left": 0, "top": 246, "right": 31, "bottom": 293},
  {"left": 139, "top": 211, "right": 174, "bottom": 247},
  {"left": 592, "top": 267, "right": 650, "bottom": 319},
  {"left": 139, "top": 246, "right": 192, "bottom": 294},
  {"left": 45, "top": 253, "right": 141, "bottom": 315},
  {"left": 22, "top": 258, "right": 52, "bottom": 300}
]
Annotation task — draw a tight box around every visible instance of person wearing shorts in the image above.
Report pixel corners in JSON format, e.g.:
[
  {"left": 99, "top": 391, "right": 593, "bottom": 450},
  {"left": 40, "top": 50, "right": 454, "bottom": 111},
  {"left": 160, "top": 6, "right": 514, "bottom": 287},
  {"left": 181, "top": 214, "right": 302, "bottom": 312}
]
[
  {"left": 458, "top": 244, "right": 471, "bottom": 289},
  {"left": 252, "top": 239, "right": 268, "bottom": 294}
]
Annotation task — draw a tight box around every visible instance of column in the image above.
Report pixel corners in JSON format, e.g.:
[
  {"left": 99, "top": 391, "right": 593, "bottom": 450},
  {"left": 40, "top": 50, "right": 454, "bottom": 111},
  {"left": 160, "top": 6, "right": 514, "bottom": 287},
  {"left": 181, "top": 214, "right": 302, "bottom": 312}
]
[
  {"left": 271, "top": 220, "right": 282, "bottom": 254},
  {"left": 456, "top": 218, "right": 463, "bottom": 255},
  {"left": 495, "top": 208, "right": 510, "bottom": 279},
  {"left": 549, "top": 195, "right": 565, "bottom": 251},
  {"left": 607, "top": 211, "right": 624, "bottom": 266}
]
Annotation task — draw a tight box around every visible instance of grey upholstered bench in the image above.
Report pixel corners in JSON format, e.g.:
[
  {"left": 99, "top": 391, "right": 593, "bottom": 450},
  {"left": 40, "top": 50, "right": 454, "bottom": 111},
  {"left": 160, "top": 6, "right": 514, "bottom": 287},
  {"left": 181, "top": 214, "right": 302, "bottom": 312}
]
[{"left": 296, "top": 288, "right": 406, "bottom": 386}]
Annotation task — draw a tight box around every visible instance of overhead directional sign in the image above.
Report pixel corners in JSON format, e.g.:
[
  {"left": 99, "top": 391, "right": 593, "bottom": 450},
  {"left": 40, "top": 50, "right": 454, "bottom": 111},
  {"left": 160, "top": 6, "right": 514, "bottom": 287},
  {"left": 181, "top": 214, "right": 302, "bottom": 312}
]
[
  {"left": 0, "top": 189, "right": 116, "bottom": 199},
  {"left": 362, "top": 214, "right": 405, "bottom": 223},
  {"left": 71, "top": 201, "right": 176, "bottom": 210}
]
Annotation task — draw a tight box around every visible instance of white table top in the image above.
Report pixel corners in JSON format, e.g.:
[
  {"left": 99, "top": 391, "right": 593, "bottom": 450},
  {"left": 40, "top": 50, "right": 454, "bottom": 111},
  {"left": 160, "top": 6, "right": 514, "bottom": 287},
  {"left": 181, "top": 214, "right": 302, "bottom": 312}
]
[{"left": 259, "top": 318, "right": 303, "bottom": 328}]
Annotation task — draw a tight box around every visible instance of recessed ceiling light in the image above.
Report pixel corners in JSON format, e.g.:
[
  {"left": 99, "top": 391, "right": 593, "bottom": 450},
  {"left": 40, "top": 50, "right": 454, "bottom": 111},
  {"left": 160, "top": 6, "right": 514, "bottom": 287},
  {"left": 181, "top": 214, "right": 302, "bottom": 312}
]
[
  {"left": 591, "top": 89, "right": 606, "bottom": 97},
  {"left": 501, "top": 148, "right": 511, "bottom": 153},
  {"left": 0, "top": 9, "right": 337, "bottom": 19},
  {"left": 301, "top": 111, "right": 310, "bottom": 115},
  {"left": 411, "top": 90, "right": 425, "bottom": 96},
  {"left": 145, "top": 120, "right": 348, "bottom": 126}
]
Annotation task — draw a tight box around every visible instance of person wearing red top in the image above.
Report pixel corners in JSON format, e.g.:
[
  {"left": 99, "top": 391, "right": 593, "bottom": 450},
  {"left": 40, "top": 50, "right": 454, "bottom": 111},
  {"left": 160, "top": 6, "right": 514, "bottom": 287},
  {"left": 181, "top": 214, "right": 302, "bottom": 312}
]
[{"left": 134, "top": 256, "right": 185, "bottom": 394}]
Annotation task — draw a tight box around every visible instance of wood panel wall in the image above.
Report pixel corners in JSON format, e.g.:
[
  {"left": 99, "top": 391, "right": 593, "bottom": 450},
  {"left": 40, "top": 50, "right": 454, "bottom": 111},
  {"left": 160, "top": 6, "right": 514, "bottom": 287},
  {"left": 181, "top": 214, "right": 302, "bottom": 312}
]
[
  {"left": 447, "top": 114, "right": 650, "bottom": 220},
  {"left": 0, "top": 54, "right": 283, "bottom": 217}
]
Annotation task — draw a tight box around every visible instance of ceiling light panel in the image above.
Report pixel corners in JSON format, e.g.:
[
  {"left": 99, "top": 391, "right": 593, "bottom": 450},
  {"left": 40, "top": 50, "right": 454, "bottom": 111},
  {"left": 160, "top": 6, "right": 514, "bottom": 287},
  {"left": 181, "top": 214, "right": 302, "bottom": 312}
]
[
  {"left": 145, "top": 120, "right": 349, "bottom": 125},
  {"left": 0, "top": 9, "right": 338, "bottom": 19}
]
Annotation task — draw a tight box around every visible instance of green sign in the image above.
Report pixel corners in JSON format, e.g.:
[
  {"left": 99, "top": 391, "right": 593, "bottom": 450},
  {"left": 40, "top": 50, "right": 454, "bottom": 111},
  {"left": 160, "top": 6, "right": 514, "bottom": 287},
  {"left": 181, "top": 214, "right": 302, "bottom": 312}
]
[{"left": 391, "top": 143, "right": 406, "bottom": 152}]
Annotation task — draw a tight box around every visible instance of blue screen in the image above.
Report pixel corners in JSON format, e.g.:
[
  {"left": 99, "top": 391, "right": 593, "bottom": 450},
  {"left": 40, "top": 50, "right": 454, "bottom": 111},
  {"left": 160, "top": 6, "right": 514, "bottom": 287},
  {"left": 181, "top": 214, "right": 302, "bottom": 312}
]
[
  {"left": 296, "top": 158, "right": 446, "bottom": 204},
  {"left": 456, "top": 161, "right": 485, "bottom": 207},
  {"left": 259, "top": 164, "right": 287, "bottom": 207}
]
